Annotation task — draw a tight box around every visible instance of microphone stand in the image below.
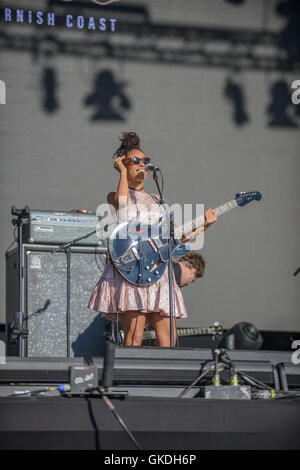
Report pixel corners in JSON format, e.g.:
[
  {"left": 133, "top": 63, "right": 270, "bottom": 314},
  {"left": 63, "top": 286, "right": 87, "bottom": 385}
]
[
  {"left": 9, "top": 206, "right": 30, "bottom": 357},
  {"left": 52, "top": 229, "right": 99, "bottom": 357},
  {"left": 168, "top": 211, "right": 175, "bottom": 347},
  {"left": 151, "top": 170, "right": 176, "bottom": 348}
]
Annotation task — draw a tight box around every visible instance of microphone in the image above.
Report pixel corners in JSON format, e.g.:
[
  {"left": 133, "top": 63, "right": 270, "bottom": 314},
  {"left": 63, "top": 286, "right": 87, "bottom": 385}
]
[{"left": 145, "top": 162, "right": 160, "bottom": 172}]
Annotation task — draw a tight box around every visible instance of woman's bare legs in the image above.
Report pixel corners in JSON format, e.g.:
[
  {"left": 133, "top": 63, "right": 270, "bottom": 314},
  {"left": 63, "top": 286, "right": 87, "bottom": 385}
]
[
  {"left": 121, "top": 311, "right": 178, "bottom": 347},
  {"left": 121, "top": 311, "right": 148, "bottom": 346},
  {"left": 151, "top": 312, "right": 177, "bottom": 347}
]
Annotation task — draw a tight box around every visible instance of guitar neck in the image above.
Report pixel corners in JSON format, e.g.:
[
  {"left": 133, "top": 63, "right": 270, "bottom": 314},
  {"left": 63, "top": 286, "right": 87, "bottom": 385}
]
[
  {"left": 176, "top": 327, "right": 212, "bottom": 337},
  {"left": 143, "top": 327, "right": 213, "bottom": 341},
  {"left": 174, "top": 199, "right": 238, "bottom": 238}
]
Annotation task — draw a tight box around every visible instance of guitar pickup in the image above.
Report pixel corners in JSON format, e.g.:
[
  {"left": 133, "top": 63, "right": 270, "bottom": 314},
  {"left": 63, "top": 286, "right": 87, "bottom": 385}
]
[
  {"left": 148, "top": 239, "right": 158, "bottom": 252},
  {"left": 131, "top": 246, "right": 140, "bottom": 260},
  {"left": 149, "top": 238, "right": 164, "bottom": 250}
]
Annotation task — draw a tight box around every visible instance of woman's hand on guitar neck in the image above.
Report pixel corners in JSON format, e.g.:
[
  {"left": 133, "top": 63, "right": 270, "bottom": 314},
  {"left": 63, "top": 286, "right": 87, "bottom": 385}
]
[
  {"left": 180, "top": 208, "right": 217, "bottom": 242},
  {"left": 203, "top": 208, "right": 217, "bottom": 230}
]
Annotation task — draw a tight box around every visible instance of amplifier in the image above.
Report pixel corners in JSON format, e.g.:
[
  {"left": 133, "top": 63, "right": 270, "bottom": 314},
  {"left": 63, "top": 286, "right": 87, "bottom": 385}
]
[
  {"left": 6, "top": 244, "right": 108, "bottom": 357},
  {"left": 23, "top": 210, "right": 103, "bottom": 246}
]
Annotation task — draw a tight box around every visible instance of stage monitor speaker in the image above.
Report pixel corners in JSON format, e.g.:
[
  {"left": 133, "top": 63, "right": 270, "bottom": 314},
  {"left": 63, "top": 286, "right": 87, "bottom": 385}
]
[
  {"left": 219, "top": 322, "right": 263, "bottom": 350},
  {"left": 6, "top": 244, "right": 107, "bottom": 358}
]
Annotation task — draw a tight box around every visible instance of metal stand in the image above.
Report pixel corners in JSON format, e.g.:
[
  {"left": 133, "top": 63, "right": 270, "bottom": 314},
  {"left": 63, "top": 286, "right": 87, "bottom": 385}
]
[
  {"left": 152, "top": 170, "right": 176, "bottom": 348},
  {"left": 168, "top": 212, "right": 175, "bottom": 347},
  {"left": 178, "top": 348, "right": 277, "bottom": 399},
  {"left": 9, "top": 206, "right": 30, "bottom": 356}
]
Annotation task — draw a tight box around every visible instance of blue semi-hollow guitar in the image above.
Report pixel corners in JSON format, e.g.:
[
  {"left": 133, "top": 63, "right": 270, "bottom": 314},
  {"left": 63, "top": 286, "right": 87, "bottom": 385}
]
[{"left": 108, "top": 191, "right": 262, "bottom": 286}]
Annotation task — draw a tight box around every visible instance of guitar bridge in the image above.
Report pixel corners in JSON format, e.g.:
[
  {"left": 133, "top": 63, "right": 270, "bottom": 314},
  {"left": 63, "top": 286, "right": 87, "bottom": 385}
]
[{"left": 120, "top": 249, "right": 136, "bottom": 264}]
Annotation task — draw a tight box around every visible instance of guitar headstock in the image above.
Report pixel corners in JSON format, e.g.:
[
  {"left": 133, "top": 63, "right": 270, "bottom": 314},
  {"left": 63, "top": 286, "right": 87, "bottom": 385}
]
[
  {"left": 209, "top": 321, "right": 224, "bottom": 337},
  {"left": 235, "top": 191, "right": 262, "bottom": 207}
]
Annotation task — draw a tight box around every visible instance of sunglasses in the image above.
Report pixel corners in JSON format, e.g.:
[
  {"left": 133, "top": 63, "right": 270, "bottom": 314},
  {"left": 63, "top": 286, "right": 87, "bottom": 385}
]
[{"left": 127, "top": 156, "right": 151, "bottom": 165}]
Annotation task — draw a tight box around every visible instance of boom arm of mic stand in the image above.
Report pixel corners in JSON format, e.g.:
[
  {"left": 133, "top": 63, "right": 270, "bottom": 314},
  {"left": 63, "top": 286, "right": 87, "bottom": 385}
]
[{"left": 51, "top": 229, "right": 98, "bottom": 253}]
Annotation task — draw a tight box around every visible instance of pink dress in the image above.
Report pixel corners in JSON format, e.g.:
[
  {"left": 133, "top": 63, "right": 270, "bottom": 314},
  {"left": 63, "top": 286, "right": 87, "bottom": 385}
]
[{"left": 88, "top": 189, "right": 188, "bottom": 320}]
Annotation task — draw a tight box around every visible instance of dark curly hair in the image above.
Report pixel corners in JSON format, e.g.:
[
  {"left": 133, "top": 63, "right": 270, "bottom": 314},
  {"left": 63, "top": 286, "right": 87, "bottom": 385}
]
[{"left": 113, "top": 131, "right": 141, "bottom": 159}]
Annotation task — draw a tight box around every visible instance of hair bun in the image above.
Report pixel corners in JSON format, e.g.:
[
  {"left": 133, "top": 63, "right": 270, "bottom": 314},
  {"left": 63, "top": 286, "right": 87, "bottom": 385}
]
[
  {"left": 113, "top": 131, "right": 141, "bottom": 158},
  {"left": 121, "top": 131, "right": 140, "bottom": 149}
]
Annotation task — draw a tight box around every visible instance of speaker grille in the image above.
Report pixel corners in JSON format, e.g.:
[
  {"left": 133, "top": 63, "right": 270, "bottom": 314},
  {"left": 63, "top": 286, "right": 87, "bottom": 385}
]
[{"left": 7, "top": 244, "right": 107, "bottom": 357}]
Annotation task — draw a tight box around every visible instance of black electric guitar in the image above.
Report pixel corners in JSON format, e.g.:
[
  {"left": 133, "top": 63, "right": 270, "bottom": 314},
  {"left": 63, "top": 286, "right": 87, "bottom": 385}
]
[{"left": 109, "top": 191, "right": 262, "bottom": 286}]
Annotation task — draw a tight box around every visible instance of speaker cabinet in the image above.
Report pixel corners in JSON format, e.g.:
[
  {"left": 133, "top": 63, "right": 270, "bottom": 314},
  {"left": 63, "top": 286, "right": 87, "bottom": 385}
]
[{"left": 6, "top": 244, "right": 107, "bottom": 357}]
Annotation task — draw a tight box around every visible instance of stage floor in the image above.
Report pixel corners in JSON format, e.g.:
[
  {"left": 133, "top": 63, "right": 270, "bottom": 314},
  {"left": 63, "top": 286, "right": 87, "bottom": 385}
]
[
  {"left": 0, "top": 394, "right": 300, "bottom": 450},
  {"left": 1, "top": 348, "right": 299, "bottom": 450}
]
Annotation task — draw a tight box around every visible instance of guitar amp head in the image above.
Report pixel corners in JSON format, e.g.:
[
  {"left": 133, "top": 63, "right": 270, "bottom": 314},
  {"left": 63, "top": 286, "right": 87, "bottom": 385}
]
[{"left": 23, "top": 209, "right": 103, "bottom": 246}]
